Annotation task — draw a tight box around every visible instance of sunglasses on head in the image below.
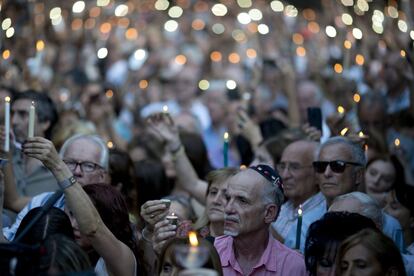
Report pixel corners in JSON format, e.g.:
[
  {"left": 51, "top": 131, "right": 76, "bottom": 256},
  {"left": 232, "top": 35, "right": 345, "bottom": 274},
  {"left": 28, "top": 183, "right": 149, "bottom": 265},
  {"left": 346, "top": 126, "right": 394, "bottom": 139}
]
[{"left": 312, "top": 160, "right": 363, "bottom": 174}]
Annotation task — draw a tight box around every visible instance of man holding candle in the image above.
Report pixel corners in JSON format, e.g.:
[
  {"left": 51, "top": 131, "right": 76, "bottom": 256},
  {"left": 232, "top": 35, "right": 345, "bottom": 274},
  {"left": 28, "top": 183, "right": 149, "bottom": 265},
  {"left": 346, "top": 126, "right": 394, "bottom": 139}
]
[
  {"left": 272, "top": 140, "right": 326, "bottom": 253},
  {"left": 5, "top": 90, "right": 59, "bottom": 200},
  {"left": 215, "top": 164, "right": 307, "bottom": 275}
]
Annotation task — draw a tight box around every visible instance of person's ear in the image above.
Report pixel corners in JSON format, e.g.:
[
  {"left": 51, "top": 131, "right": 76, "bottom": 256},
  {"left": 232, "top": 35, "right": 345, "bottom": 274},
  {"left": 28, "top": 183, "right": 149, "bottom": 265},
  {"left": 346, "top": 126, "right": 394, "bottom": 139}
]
[
  {"left": 264, "top": 204, "right": 278, "bottom": 224},
  {"left": 354, "top": 168, "right": 364, "bottom": 188}
]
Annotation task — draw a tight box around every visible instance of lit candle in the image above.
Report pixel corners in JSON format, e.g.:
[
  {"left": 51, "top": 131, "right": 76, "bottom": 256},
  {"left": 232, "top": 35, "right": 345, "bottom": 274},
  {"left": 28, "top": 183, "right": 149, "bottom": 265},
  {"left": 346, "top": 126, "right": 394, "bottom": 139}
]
[
  {"left": 4, "top": 97, "right": 10, "bottom": 152},
  {"left": 162, "top": 105, "right": 169, "bottom": 113},
  {"left": 28, "top": 101, "right": 35, "bottom": 138},
  {"left": 166, "top": 212, "right": 178, "bottom": 226},
  {"left": 295, "top": 205, "right": 303, "bottom": 250},
  {"left": 223, "top": 132, "right": 229, "bottom": 167},
  {"left": 394, "top": 138, "right": 400, "bottom": 148},
  {"left": 340, "top": 127, "right": 349, "bottom": 136},
  {"left": 187, "top": 231, "right": 199, "bottom": 268}
]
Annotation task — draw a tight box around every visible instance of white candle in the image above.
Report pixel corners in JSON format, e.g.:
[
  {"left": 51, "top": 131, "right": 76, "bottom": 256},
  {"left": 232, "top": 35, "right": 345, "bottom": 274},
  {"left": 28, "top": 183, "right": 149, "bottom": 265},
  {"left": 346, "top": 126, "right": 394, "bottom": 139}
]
[
  {"left": 4, "top": 97, "right": 10, "bottom": 152},
  {"left": 28, "top": 101, "right": 35, "bottom": 138}
]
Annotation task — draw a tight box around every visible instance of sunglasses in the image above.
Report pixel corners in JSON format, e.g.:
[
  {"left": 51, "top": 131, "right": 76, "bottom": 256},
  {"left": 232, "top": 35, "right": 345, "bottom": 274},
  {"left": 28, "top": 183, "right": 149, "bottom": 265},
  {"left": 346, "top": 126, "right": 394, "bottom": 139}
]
[{"left": 312, "top": 160, "right": 363, "bottom": 174}]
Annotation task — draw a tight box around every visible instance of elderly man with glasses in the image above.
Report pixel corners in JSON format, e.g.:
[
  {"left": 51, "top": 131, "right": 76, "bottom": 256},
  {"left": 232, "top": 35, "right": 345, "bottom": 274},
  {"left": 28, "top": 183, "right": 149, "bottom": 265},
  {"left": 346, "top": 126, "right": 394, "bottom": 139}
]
[
  {"left": 271, "top": 140, "right": 326, "bottom": 253},
  {"left": 3, "top": 134, "right": 110, "bottom": 241}
]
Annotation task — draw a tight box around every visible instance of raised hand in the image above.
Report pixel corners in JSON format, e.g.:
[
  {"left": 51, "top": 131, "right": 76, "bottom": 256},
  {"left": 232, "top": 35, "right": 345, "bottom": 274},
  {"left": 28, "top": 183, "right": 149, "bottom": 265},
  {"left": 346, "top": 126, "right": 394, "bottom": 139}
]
[
  {"left": 146, "top": 112, "right": 181, "bottom": 151},
  {"left": 21, "top": 137, "right": 64, "bottom": 173},
  {"left": 140, "top": 200, "right": 170, "bottom": 231},
  {"left": 152, "top": 218, "right": 177, "bottom": 255}
]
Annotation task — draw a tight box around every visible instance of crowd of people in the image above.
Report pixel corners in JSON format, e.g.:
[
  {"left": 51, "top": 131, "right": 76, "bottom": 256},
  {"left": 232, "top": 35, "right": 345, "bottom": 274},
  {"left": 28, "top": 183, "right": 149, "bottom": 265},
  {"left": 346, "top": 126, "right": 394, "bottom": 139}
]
[{"left": 0, "top": 0, "right": 414, "bottom": 275}]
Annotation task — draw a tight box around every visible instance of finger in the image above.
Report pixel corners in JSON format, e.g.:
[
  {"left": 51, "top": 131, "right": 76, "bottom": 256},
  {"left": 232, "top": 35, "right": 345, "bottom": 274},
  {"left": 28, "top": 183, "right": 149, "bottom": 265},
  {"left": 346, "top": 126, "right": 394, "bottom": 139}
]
[
  {"left": 22, "top": 148, "right": 48, "bottom": 155},
  {"left": 145, "top": 203, "right": 169, "bottom": 214},
  {"left": 154, "top": 219, "right": 171, "bottom": 229},
  {"left": 154, "top": 230, "right": 176, "bottom": 243}
]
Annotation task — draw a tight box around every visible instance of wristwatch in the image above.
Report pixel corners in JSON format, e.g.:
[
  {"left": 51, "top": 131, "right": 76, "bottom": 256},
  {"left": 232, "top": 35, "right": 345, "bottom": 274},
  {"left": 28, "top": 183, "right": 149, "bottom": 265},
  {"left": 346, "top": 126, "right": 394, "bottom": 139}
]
[{"left": 58, "top": 175, "right": 77, "bottom": 190}]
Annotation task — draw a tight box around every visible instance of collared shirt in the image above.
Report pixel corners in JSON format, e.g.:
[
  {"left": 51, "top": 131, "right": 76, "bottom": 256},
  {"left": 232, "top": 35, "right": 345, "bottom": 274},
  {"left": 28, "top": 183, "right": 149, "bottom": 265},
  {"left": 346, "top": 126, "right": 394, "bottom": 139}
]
[
  {"left": 272, "top": 192, "right": 326, "bottom": 241},
  {"left": 282, "top": 195, "right": 327, "bottom": 253},
  {"left": 382, "top": 212, "right": 405, "bottom": 252},
  {"left": 3, "top": 192, "right": 65, "bottom": 241},
  {"left": 13, "top": 148, "right": 59, "bottom": 196},
  {"left": 214, "top": 235, "right": 307, "bottom": 276}
]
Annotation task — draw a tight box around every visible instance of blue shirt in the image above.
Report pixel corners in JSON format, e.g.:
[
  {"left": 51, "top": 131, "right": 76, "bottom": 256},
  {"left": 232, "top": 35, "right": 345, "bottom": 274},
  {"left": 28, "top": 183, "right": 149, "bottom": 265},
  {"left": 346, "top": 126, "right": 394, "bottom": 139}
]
[
  {"left": 282, "top": 196, "right": 327, "bottom": 253},
  {"left": 382, "top": 212, "right": 405, "bottom": 252},
  {"left": 3, "top": 192, "right": 65, "bottom": 241}
]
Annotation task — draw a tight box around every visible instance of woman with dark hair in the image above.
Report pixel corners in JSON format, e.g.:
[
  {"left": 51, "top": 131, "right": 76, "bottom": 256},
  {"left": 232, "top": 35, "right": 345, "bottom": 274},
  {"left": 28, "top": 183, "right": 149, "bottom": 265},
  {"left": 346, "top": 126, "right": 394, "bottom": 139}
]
[
  {"left": 336, "top": 228, "right": 406, "bottom": 276},
  {"left": 108, "top": 148, "right": 138, "bottom": 220},
  {"left": 304, "top": 212, "right": 377, "bottom": 276},
  {"left": 135, "top": 159, "right": 171, "bottom": 210},
  {"left": 14, "top": 207, "right": 74, "bottom": 245},
  {"left": 364, "top": 154, "right": 406, "bottom": 207}
]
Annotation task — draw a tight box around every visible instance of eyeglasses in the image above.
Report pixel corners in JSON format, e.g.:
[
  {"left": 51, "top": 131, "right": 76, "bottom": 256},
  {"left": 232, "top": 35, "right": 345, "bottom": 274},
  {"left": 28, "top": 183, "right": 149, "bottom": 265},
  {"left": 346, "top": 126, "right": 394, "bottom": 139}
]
[
  {"left": 63, "top": 160, "right": 102, "bottom": 173},
  {"left": 312, "top": 160, "right": 363, "bottom": 174},
  {"left": 276, "top": 162, "right": 312, "bottom": 174}
]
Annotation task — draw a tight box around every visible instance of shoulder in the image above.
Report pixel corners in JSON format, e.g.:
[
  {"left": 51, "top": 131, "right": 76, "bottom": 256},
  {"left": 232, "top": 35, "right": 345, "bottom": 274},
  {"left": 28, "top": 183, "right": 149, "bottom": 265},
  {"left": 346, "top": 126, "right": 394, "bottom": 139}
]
[{"left": 271, "top": 238, "right": 307, "bottom": 274}]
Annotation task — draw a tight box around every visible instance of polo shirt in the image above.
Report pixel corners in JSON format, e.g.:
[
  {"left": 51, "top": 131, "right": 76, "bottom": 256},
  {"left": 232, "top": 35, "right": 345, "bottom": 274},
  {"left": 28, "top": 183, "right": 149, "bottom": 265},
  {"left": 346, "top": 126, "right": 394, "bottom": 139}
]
[{"left": 214, "top": 235, "right": 307, "bottom": 276}]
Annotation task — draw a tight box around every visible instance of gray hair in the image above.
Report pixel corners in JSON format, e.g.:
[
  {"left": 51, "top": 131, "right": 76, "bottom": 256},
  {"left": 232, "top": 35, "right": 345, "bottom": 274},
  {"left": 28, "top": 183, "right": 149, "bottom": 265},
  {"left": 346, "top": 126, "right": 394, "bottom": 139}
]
[
  {"left": 59, "top": 134, "right": 109, "bottom": 171},
  {"left": 258, "top": 172, "right": 284, "bottom": 209},
  {"left": 316, "top": 136, "right": 366, "bottom": 167},
  {"left": 333, "top": 192, "right": 383, "bottom": 228}
]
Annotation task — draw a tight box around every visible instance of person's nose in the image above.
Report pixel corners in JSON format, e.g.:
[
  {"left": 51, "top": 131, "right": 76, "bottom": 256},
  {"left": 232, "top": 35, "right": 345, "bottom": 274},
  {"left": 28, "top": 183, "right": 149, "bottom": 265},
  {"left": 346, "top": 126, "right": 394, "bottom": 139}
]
[
  {"left": 323, "top": 164, "right": 334, "bottom": 178},
  {"left": 224, "top": 198, "right": 235, "bottom": 215},
  {"left": 72, "top": 163, "right": 83, "bottom": 177},
  {"left": 280, "top": 166, "right": 292, "bottom": 179}
]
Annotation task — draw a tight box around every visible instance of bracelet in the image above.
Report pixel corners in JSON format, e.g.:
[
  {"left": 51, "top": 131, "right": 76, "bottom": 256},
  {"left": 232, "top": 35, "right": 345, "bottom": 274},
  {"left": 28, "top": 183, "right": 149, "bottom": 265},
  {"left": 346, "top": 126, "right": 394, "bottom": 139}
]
[{"left": 141, "top": 227, "right": 153, "bottom": 243}]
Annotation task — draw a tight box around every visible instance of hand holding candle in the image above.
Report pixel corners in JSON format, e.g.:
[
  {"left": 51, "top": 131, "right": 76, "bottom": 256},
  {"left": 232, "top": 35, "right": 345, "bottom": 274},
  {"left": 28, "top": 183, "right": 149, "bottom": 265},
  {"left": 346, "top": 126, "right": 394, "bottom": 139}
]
[
  {"left": 295, "top": 204, "right": 303, "bottom": 250},
  {"left": 223, "top": 132, "right": 229, "bottom": 167},
  {"left": 28, "top": 101, "right": 35, "bottom": 138},
  {"left": 4, "top": 97, "right": 10, "bottom": 152}
]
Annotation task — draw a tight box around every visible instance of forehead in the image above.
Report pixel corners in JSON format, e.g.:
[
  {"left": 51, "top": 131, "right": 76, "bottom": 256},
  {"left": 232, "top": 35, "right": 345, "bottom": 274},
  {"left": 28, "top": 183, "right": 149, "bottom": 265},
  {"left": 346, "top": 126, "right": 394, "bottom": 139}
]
[
  {"left": 12, "top": 99, "right": 32, "bottom": 110},
  {"left": 282, "top": 142, "right": 314, "bottom": 163},
  {"left": 63, "top": 138, "right": 101, "bottom": 163},
  {"left": 319, "top": 143, "right": 352, "bottom": 161},
  {"left": 227, "top": 170, "right": 261, "bottom": 196},
  {"left": 369, "top": 160, "right": 395, "bottom": 175}
]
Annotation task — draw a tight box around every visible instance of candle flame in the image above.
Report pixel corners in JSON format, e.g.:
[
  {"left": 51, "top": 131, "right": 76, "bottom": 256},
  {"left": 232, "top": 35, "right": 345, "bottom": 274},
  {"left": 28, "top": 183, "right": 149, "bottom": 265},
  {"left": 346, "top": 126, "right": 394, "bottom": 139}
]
[
  {"left": 337, "top": 105, "right": 345, "bottom": 114},
  {"left": 298, "top": 205, "right": 303, "bottom": 216},
  {"left": 171, "top": 212, "right": 175, "bottom": 216},
  {"left": 31, "top": 101, "right": 35, "bottom": 106},
  {"left": 5, "top": 96, "right": 10, "bottom": 102},
  {"left": 240, "top": 164, "right": 247, "bottom": 169},
  {"left": 162, "top": 105, "right": 169, "bottom": 113},
  {"left": 224, "top": 132, "right": 229, "bottom": 141},
  {"left": 340, "top": 128, "right": 349, "bottom": 136},
  {"left": 394, "top": 138, "right": 400, "bottom": 147},
  {"left": 189, "top": 231, "right": 198, "bottom": 247},
  {"left": 107, "top": 141, "right": 113, "bottom": 148},
  {"left": 358, "top": 131, "right": 364, "bottom": 137}
]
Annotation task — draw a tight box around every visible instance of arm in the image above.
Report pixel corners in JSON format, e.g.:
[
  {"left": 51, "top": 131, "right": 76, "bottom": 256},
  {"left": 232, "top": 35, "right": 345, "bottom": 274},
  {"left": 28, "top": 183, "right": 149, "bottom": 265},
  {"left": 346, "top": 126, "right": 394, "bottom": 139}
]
[
  {"left": 22, "top": 137, "right": 135, "bottom": 276},
  {"left": 147, "top": 113, "right": 208, "bottom": 204},
  {"left": 0, "top": 127, "right": 31, "bottom": 212},
  {"left": 0, "top": 171, "right": 7, "bottom": 243}
]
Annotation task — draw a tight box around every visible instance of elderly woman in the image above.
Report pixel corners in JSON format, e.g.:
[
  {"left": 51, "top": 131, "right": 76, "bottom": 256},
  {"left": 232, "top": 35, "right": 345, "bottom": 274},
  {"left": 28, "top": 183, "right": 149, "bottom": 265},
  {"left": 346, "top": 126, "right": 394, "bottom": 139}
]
[{"left": 22, "top": 136, "right": 138, "bottom": 276}]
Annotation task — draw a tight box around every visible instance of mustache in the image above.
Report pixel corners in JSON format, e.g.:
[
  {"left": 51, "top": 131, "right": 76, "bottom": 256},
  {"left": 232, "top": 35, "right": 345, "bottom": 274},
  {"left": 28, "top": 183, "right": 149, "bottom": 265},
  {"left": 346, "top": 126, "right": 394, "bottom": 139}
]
[{"left": 224, "top": 215, "right": 240, "bottom": 223}]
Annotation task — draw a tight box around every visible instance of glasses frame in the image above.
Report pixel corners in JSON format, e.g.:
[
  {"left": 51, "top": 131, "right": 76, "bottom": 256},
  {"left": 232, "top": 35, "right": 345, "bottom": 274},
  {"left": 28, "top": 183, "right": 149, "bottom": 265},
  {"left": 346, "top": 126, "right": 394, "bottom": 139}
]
[
  {"left": 312, "top": 160, "right": 363, "bottom": 174},
  {"left": 63, "top": 160, "right": 103, "bottom": 173}
]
